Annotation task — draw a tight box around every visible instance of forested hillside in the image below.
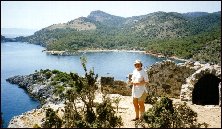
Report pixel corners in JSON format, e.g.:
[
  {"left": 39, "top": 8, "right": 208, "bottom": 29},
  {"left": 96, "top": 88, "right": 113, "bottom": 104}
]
[{"left": 14, "top": 10, "right": 221, "bottom": 64}]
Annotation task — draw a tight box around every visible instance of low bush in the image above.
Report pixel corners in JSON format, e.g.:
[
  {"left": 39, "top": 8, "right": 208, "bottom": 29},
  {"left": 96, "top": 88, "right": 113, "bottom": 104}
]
[{"left": 143, "top": 97, "right": 208, "bottom": 128}]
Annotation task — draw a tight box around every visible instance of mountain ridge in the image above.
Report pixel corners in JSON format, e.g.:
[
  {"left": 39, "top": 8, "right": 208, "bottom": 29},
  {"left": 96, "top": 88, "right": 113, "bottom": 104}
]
[
  {"left": 10, "top": 10, "right": 221, "bottom": 64},
  {"left": 40, "top": 10, "right": 220, "bottom": 31}
]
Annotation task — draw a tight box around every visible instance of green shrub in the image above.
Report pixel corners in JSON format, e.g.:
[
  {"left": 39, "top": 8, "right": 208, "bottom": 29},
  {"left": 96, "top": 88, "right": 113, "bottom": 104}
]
[
  {"left": 45, "top": 71, "right": 52, "bottom": 79},
  {"left": 50, "top": 81, "right": 57, "bottom": 86},
  {"left": 53, "top": 85, "right": 65, "bottom": 97},
  {"left": 42, "top": 69, "right": 50, "bottom": 74},
  {"left": 52, "top": 69, "right": 60, "bottom": 74},
  {"left": 143, "top": 97, "right": 208, "bottom": 128},
  {"left": 145, "top": 95, "right": 158, "bottom": 104},
  {"left": 62, "top": 56, "right": 123, "bottom": 128},
  {"left": 42, "top": 108, "right": 62, "bottom": 128},
  {"left": 95, "top": 97, "right": 123, "bottom": 128},
  {"left": 53, "top": 72, "right": 71, "bottom": 83}
]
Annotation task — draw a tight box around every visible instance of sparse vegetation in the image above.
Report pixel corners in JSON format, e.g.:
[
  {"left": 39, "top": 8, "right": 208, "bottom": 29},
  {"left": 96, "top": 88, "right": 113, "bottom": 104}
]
[
  {"left": 143, "top": 97, "right": 208, "bottom": 128},
  {"left": 39, "top": 56, "right": 123, "bottom": 128},
  {"left": 62, "top": 56, "right": 122, "bottom": 128},
  {"left": 6, "top": 55, "right": 219, "bottom": 128},
  {"left": 42, "top": 108, "right": 62, "bottom": 128}
]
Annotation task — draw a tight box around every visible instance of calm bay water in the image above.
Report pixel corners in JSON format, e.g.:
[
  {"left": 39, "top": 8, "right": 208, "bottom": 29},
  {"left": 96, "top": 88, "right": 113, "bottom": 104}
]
[{"left": 1, "top": 42, "right": 184, "bottom": 127}]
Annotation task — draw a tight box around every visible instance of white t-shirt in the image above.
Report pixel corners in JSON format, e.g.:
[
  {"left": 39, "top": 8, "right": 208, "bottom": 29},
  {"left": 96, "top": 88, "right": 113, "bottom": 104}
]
[{"left": 132, "top": 69, "right": 149, "bottom": 98}]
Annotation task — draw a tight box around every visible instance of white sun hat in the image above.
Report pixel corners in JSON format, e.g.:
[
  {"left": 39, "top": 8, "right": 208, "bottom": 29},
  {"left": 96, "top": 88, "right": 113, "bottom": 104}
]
[{"left": 134, "top": 60, "right": 142, "bottom": 64}]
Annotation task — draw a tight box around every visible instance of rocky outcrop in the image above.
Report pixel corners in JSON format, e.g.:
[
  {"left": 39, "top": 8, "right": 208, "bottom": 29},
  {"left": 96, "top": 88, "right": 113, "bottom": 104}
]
[
  {"left": 8, "top": 103, "right": 66, "bottom": 128},
  {"left": 8, "top": 108, "right": 45, "bottom": 128},
  {"left": 6, "top": 73, "right": 62, "bottom": 105}
]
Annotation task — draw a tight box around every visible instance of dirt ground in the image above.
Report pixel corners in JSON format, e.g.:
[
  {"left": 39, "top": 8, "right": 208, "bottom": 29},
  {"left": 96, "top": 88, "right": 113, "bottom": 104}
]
[
  {"left": 111, "top": 95, "right": 221, "bottom": 128},
  {"left": 8, "top": 93, "right": 221, "bottom": 128}
]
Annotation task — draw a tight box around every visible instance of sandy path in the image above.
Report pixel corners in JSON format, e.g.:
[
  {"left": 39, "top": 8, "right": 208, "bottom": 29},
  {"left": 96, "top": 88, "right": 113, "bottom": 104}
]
[
  {"left": 113, "top": 96, "right": 221, "bottom": 128},
  {"left": 186, "top": 103, "right": 221, "bottom": 128},
  {"left": 8, "top": 94, "right": 221, "bottom": 128}
]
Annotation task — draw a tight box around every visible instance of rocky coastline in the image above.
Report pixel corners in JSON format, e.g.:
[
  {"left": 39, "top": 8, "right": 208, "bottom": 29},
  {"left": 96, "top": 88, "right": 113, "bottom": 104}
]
[
  {"left": 6, "top": 72, "right": 64, "bottom": 106},
  {"left": 44, "top": 49, "right": 189, "bottom": 63},
  {"left": 6, "top": 60, "right": 221, "bottom": 128},
  {"left": 145, "top": 50, "right": 189, "bottom": 62},
  {"left": 5, "top": 69, "right": 129, "bottom": 128},
  {"left": 43, "top": 49, "right": 146, "bottom": 56}
]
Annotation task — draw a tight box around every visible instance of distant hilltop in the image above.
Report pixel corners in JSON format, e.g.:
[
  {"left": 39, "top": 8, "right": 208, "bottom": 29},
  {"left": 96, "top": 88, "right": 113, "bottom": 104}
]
[
  {"left": 43, "top": 10, "right": 221, "bottom": 31},
  {"left": 4, "top": 10, "right": 221, "bottom": 64}
]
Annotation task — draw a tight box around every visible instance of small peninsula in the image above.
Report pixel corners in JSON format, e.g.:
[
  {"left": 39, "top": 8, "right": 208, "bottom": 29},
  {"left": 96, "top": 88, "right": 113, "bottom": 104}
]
[{"left": 6, "top": 60, "right": 221, "bottom": 128}]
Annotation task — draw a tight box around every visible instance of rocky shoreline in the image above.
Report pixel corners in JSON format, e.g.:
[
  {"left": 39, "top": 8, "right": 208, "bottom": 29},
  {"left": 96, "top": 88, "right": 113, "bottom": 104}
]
[
  {"left": 5, "top": 70, "right": 128, "bottom": 128},
  {"left": 44, "top": 49, "right": 189, "bottom": 63},
  {"left": 6, "top": 72, "right": 64, "bottom": 106},
  {"left": 44, "top": 49, "right": 146, "bottom": 56},
  {"left": 6, "top": 60, "right": 221, "bottom": 128},
  {"left": 145, "top": 51, "right": 189, "bottom": 62}
]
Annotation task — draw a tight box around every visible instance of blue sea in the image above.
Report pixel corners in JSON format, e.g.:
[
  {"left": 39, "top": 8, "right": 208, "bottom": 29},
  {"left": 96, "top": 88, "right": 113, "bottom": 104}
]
[{"left": 1, "top": 37, "right": 184, "bottom": 127}]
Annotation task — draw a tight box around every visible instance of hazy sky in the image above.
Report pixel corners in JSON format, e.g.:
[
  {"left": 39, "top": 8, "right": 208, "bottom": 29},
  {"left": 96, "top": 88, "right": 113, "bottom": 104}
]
[{"left": 1, "top": 1, "right": 221, "bottom": 30}]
